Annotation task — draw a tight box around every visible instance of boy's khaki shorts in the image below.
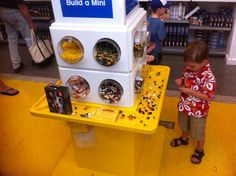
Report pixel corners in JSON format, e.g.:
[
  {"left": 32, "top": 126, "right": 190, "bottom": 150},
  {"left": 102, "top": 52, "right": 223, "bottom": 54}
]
[{"left": 178, "top": 112, "right": 207, "bottom": 141}]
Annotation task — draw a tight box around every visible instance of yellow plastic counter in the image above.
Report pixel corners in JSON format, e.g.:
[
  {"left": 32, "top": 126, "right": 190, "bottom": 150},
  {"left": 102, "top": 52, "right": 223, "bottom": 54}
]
[
  {"left": 31, "top": 65, "right": 170, "bottom": 176},
  {"left": 31, "top": 65, "right": 170, "bottom": 134}
]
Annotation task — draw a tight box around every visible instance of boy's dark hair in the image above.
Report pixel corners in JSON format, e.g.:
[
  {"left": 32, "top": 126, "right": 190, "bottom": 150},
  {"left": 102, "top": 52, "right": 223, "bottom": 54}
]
[{"left": 183, "top": 40, "right": 209, "bottom": 63}]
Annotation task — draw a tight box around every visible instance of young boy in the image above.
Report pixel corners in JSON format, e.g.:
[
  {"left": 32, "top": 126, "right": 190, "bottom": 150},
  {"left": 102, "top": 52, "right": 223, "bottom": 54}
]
[
  {"left": 147, "top": 0, "right": 171, "bottom": 65},
  {"left": 170, "top": 40, "right": 216, "bottom": 164}
]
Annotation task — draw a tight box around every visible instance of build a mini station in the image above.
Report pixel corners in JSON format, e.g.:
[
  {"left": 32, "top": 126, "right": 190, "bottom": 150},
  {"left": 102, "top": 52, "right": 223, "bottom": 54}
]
[{"left": 31, "top": 0, "right": 170, "bottom": 175}]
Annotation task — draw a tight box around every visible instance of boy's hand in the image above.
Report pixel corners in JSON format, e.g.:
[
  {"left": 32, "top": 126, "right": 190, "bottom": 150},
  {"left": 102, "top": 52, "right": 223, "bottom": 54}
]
[
  {"left": 146, "top": 55, "right": 154, "bottom": 63},
  {"left": 175, "top": 78, "right": 183, "bottom": 87},
  {"left": 179, "top": 87, "right": 193, "bottom": 95}
]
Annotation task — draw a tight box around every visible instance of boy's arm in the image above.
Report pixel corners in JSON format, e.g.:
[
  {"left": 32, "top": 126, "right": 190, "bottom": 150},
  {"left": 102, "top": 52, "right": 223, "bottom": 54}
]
[
  {"left": 179, "top": 87, "right": 211, "bottom": 101},
  {"left": 147, "top": 42, "right": 156, "bottom": 54},
  {"left": 157, "top": 22, "right": 166, "bottom": 41},
  {"left": 175, "top": 77, "right": 184, "bottom": 87}
]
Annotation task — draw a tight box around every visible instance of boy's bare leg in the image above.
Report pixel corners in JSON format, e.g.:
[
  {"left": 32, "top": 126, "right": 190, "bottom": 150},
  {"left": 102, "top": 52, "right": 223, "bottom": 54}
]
[
  {"left": 196, "top": 140, "right": 204, "bottom": 151},
  {"left": 182, "top": 131, "right": 189, "bottom": 140}
]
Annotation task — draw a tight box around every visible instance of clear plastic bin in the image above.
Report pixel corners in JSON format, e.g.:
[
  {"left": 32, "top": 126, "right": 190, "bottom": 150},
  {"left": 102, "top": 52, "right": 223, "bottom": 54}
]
[{"left": 68, "top": 123, "right": 96, "bottom": 148}]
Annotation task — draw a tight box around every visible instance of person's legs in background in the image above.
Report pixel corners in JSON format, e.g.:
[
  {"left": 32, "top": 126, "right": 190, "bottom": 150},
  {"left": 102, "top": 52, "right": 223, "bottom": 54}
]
[
  {"left": 0, "top": 9, "right": 21, "bottom": 70},
  {"left": 15, "top": 10, "right": 32, "bottom": 48},
  {"left": 0, "top": 8, "right": 31, "bottom": 72},
  {"left": 4, "top": 22, "right": 23, "bottom": 71}
]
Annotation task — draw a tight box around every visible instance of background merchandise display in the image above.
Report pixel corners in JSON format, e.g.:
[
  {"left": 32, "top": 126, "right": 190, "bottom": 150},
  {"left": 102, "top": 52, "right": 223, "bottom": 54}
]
[{"left": 139, "top": 0, "right": 235, "bottom": 57}]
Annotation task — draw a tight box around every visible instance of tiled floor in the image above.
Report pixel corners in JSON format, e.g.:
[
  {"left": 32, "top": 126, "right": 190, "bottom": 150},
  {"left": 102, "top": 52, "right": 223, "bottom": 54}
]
[{"left": 1, "top": 43, "right": 236, "bottom": 99}]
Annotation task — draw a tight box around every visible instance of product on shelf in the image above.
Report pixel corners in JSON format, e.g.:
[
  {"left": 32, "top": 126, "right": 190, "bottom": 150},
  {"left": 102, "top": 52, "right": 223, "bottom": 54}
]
[
  {"left": 195, "top": 30, "right": 227, "bottom": 49},
  {"left": 98, "top": 79, "right": 123, "bottom": 104},
  {"left": 184, "top": 6, "right": 200, "bottom": 20},
  {"left": 135, "top": 69, "right": 144, "bottom": 94},
  {"left": 169, "top": 2, "right": 187, "bottom": 20},
  {"left": 66, "top": 76, "right": 90, "bottom": 99},
  {"left": 133, "top": 31, "right": 146, "bottom": 59},
  {"left": 190, "top": 8, "right": 234, "bottom": 28},
  {"left": 44, "top": 84, "right": 72, "bottom": 115},
  {"left": 163, "top": 23, "right": 189, "bottom": 47},
  {"left": 195, "top": 30, "right": 208, "bottom": 42},
  {"left": 190, "top": 16, "right": 203, "bottom": 26},
  {"left": 27, "top": 2, "right": 53, "bottom": 18},
  {"left": 94, "top": 39, "right": 120, "bottom": 66},
  {"left": 59, "top": 37, "right": 84, "bottom": 63}
]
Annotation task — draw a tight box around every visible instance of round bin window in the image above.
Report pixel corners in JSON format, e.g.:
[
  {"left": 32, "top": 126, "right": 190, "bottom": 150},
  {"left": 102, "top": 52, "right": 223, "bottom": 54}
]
[
  {"left": 94, "top": 39, "right": 120, "bottom": 66},
  {"left": 58, "top": 36, "right": 84, "bottom": 64},
  {"left": 98, "top": 79, "right": 123, "bottom": 104},
  {"left": 66, "top": 76, "right": 90, "bottom": 99},
  {"left": 134, "top": 69, "right": 144, "bottom": 94},
  {"left": 133, "top": 31, "right": 145, "bottom": 59}
]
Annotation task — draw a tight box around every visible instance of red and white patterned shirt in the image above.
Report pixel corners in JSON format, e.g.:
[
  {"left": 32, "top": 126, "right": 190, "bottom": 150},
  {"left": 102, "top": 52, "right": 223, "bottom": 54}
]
[{"left": 178, "top": 63, "right": 216, "bottom": 118}]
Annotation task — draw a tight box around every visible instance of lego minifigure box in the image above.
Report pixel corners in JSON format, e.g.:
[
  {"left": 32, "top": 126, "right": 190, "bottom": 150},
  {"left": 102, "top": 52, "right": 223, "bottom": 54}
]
[{"left": 44, "top": 84, "right": 72, "bottom": 115}]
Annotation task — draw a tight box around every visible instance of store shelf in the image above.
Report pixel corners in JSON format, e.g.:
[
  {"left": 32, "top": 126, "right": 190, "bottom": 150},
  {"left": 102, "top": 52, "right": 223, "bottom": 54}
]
[
  {"left": 164, "top": 19, "right": 189, "bottom": 24},
  {"left": 209, "top": 48, "right": 226, "bottom": 55},
  {"left": 0, "top": 39, "right": 26, "bottom": 44},
  {"left": 163, "top": 46, "right": 226, "bottom": 56},
  {"left": 32, "top": 16, "right": 51, "bottom": 20},
  {"left": 162, "top": 47, "right": 186, "bottom": 54},
  {"left": 189, "top": 25, "right": 232, "bottom": 31}
]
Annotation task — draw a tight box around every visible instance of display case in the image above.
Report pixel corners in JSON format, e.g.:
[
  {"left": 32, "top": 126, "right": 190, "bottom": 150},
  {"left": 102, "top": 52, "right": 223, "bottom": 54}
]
[
  {"left": 50, "top": 10, "right": 146, "bottom": 73},
  {"left": 58, "top": 64, "right": 143, "bottom": 107},
  {"left": 50, "top": 0, "right": 148, "bottom": 108},
  {"left": 31, "top": 1, "right": 171, "bottom": 175}
]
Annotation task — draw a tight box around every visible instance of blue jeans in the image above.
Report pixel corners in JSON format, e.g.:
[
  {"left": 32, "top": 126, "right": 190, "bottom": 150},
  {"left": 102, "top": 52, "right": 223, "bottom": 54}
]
[{"left": 0, "top": 7, "right": 32, "bottom": 69}]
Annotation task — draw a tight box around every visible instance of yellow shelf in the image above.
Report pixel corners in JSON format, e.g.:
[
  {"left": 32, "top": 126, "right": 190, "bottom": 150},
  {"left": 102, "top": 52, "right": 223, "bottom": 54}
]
[{"left": 31, "top": 65, "right": 170, "bottom": 134}]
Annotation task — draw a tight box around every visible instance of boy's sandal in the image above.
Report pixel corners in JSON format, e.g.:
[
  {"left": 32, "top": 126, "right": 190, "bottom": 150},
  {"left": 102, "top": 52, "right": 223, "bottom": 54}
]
[
  {"left": 191, "top": 149, "right": 205, "bottom": 164},
  {"left": 170, "top": 137, "right": 189, "bottom": 147}
]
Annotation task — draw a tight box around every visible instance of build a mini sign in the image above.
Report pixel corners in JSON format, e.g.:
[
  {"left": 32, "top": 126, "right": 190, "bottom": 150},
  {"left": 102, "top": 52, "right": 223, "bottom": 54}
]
[{"left": 60, "top": 0, "right": 113, "bottom": 18}]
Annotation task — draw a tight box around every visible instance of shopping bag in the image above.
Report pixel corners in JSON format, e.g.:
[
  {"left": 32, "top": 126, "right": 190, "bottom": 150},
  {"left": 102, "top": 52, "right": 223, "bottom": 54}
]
[{"left": 28, "top": 30, "right": 54, "bottom": 64}]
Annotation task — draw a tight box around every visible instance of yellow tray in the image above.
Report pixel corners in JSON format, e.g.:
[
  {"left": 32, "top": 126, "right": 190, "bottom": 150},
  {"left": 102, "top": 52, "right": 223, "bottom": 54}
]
[{"left": 31, "top": 65, "right": 170, "bottom": 134}]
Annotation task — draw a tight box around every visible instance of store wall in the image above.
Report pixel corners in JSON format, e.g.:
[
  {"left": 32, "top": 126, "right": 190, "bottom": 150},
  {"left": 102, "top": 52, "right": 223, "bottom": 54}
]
[{"left": 226, "top": 3, "right": 236, "bottom": 65}]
